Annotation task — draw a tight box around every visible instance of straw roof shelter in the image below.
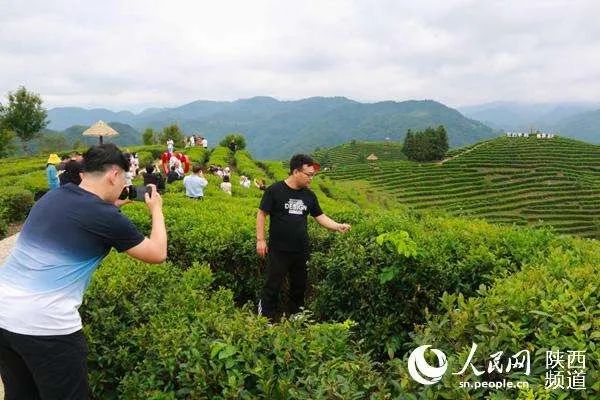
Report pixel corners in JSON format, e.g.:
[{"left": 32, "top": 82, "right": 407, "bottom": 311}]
[
  {"left": 366, "top": 153, "right": 379, "bottom": 161},
  {"left": 82, "top": 120, "right": 119, "bottom": 144}
]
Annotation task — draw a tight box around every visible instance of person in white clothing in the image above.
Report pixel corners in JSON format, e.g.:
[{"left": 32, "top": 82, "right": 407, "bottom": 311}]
[
  {"left": 220, "top": 175, "right": 232, "bottom": 195},
  {"left": 240, "top": 175, "right": 251, "bottom": 188},
  {"left": 183, "top": 164, "right": 208, "bottom": 199}
]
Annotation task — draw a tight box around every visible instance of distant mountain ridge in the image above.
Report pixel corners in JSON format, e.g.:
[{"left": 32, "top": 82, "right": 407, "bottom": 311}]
[
  {"left": 459, "top": 101, "right": 600, "bottom": 143},
  {"left": 47, "top": 96, "right": 498, "bottom": 158}
]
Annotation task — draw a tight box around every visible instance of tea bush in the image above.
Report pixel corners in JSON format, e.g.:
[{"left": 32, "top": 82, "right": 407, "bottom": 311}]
[
  {"left": 0, "top": 187, "right": 34, "bottom": 223},
  {"left": 260, "top": 160, "right": 288, "bottom": 181},
  {"left": 388, "top": 238, "right": 599, "bottom": 399},
  {"left": 233, "top": 150, "right": 266, "bottom": 180},
  {"left": 82, "top": 255, "right": 392, "bottom": 399},
  {"left": 309, "top": 212, "right": 562, "bottom": 359},
  {"left": 0, "top": 209, "right": 7, "bottom": 237},
  {"left": 121, "top": 191, "right": 355, "bottom": 306},
  {"left": 135, "top": 150, "right": 154, "bottom": 166},
  {"left": 185, "top": 147, "right": 209, "bottom": 165},
  {"left": 1, "top": 145, "right": 597, "bottom": 399},
  {"left": 209, "top": 146, "right": 232, "bottom": 166}
]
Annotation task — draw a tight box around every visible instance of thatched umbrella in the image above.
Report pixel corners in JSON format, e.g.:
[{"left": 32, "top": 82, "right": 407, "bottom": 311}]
[
  {"left": 366, "top": 153, "right": 378, "bottom": 161},
  {"left": 82, "top": 120, "right": 119, "bottom": 144}
]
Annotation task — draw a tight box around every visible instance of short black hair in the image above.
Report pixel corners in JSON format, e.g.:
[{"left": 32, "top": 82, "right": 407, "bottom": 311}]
[
  {"left": 289, "top": 154, "right": 315, "bottom": 175},
  {"left": 146, "top": 163, "right": 155, "bottom": 174},
  {"left": 60, "top": 160, "right": 83, "bottom": 185},
  {"left": 223, "top": 175, "right": 230, "bottom": 182},
  {"left": 192, "top": 164, "right": 202, "bottom": 173},
  {"left": 82, "top": 144, "right": 129, "bottom": 173}
]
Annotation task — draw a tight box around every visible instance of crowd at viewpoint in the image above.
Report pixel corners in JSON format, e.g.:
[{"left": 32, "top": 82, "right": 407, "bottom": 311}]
[
  {"left": 185, "top": 134, "right": 208, "bottom": 149},
  {"left": 45, "top": 138, "right": 263, "bottom": 201},
  {"left": 2, "top": 136, "right": 351, "bottom": 398}
]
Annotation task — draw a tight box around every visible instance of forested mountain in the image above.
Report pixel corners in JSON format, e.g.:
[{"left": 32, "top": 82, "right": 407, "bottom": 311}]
[{"left": 47, "top": 97, "right": 497, "bottom": 158}]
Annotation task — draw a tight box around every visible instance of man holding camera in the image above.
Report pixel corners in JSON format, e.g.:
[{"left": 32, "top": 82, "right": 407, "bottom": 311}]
[
  {"left": 256, "top": 154, "right": 351, "bottom": 321},
  {"left": 0, "top": 144, "right": 167, "bottom": 399}
]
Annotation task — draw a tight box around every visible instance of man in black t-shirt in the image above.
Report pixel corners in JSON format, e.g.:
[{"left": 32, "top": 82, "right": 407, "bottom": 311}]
[{"left": 257, "top": 154, "right": 351, "bottom": 321}]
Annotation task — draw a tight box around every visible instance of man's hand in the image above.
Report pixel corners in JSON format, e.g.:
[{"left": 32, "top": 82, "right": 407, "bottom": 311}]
[
  {"left": 114, "top": 198, "right": 133, "bottom": 208},
  {"left": 315, "top": 214, "right": 351, "bottom": 233},
  {"left": 145, "top": 184, "right": 163, "bottom": 213},
  {"left": 256, "top": 238, "right": 268, "bottom": 258},
  {"left": 336, "top": 223, "right": 351, "bottom": 233}
]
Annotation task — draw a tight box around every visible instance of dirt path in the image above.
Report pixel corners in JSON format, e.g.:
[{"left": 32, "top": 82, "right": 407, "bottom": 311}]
[
  {"left": 0, "top": 232, "right": 19, "bottom": 265},
  {"left": 438, "top": 141, "right": 488, "bottom": 165},
  {"left": 0, "top": 232, "right": 19, "bottom": 398}
]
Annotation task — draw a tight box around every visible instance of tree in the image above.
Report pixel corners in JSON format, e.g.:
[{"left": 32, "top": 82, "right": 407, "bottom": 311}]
[
  {"left": 402, "top": 129, "right": 414, "bottom": 159},
  {"left": 219, "top": 133, "right": 247, "bottom": 151},
  {"left": 434, "top": 125, "right": 449, "bottom": 158},
  {"left": 0, "top": 128, "right": 16, "bottom": 158},
  {"left": 38, "top": 133, "right": 69, "bottom": 153},
  {"left": 0, "top": 86, "right": 48, "bottom": 154},
  {"left": 142, "top": 128, "right": 158, "bottom": 145},
  {"left": 402, "top": 126, "right": 448, "bottom": 162},
  {"left": 72, "top": 139, "right": 86, "bottom": 150},
  {"left": 159, "top": 124, "right": 184, "bottom": 147}
]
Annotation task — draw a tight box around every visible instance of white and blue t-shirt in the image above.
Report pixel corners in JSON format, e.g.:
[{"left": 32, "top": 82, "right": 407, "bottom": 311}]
[{"left": 0, "top": 184, "right": 144, "bottom": 336}]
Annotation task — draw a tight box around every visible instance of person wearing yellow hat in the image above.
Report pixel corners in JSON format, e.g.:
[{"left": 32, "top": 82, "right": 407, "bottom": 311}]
[{"left": 46, "top": 153, "right": 61, "bottom": 190}]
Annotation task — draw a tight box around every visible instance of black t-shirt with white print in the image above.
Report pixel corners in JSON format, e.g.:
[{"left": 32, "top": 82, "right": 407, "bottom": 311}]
[{"left": 259, "top": 180, "right": 323, "bottom": 252}]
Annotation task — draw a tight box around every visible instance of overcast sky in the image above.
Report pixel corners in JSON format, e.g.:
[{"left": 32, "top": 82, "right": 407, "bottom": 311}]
[{"left": 1, "top": 0, "right": 599, "bottom": 111}]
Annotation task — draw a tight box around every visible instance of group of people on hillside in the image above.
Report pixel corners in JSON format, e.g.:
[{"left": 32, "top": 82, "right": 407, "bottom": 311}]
[
  {"left": 46, "top": 152, "right": 84, "bottom": 189},
  {"left": 2, "top": 143, "right": 350, "bottom": 399},
  {"left": 47, "top": 151, "right": 144, "bottom": 192},
  {"left": 185, "top": 135, "right": 208, "bottom": 149},
  {"left": 183, "top": 164, "right": 255, "bottom": 198}
]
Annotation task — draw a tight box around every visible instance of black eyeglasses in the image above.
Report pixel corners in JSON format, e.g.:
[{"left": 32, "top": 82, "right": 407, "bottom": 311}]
[{"left": 298, "top": 170, "right": 317, "bottom": 179}]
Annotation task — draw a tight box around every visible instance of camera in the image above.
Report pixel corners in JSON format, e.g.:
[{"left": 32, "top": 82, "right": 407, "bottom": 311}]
[{"left": 119, "top": 185, "right": 152, "bottom": 201}]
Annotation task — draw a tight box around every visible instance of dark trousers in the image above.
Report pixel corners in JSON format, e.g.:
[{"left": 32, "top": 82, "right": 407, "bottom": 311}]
[
  {"left": 0, "top": 328, "right": 89, "bottom": 400},
  {"left": 259, "top": 250, "right": 309, "bottom": 320}
]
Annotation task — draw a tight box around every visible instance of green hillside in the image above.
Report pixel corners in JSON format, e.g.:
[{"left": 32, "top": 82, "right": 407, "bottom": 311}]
[
  {"left": 0, "top": 145, "right": 598, "bottom": 398},
  {"left": 324, "top": 136, "right": 600, "bottom": 238},
  {"left": 313, "top": 140, "right": 406, "bottom": 167},
  {"left": 47, "top": 97, "right": 498, "bottom": 159},
  {"left": 62, "top": 121, "right": 141, "bottom": 146}
]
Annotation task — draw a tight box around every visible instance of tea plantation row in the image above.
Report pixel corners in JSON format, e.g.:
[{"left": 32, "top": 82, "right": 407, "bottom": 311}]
[
  {"left": 323, "top": 136, "right": 600, "bottom": 239},
  {"left": 0, "top": 145, "right": 597, "bottom": 398}
]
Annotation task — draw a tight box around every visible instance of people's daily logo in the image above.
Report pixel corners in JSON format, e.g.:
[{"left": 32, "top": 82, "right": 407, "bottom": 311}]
[
  {"left": 406, "top": 343, "right": 586, "bottom": 392},
  {"left": 407, "top": 345, "right": 448, "bottom": 385}
]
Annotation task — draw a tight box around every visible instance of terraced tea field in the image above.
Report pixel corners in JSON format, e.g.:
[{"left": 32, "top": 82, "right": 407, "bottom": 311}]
[
  {"left": 313, "top": 140, "right": 406, "bottom": 166},
  {"left": 324, "top": 136, "right": 600, "bottom": 238}
]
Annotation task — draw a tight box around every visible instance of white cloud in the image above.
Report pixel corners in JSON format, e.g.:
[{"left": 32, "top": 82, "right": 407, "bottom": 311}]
[{"left": 1, "top": 0, "right": 599, "bottom": 110}]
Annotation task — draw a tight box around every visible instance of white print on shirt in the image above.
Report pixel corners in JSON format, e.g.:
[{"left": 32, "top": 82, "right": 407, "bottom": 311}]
[{"left": 285, "top": 198, "right": 308, "bottom": 215}]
